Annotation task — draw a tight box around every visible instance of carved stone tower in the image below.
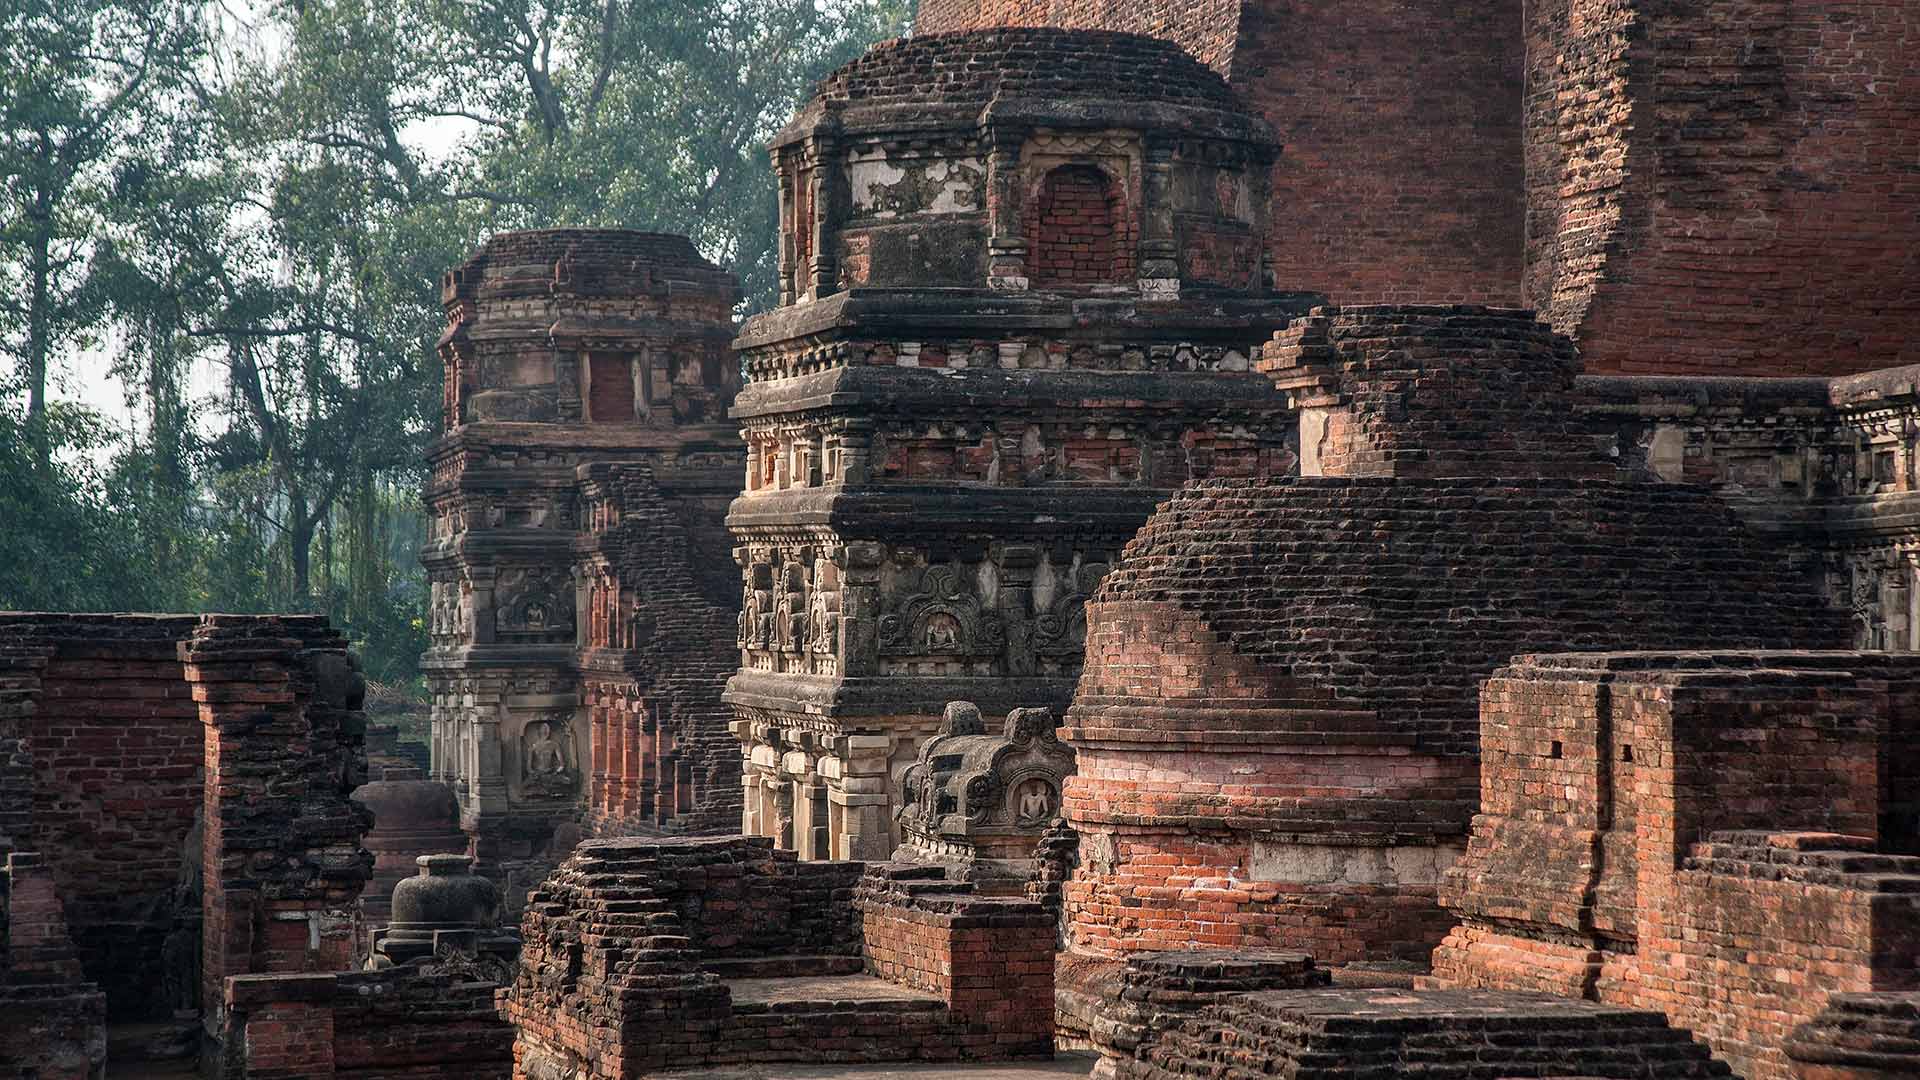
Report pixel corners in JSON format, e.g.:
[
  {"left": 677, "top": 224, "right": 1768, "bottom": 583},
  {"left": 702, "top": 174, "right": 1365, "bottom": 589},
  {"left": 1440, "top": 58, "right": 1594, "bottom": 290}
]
[
  {"left": 422, "top": 229, "right": 744, "bottom": 908},
  {"left": 726, "top": 29, "right": 1323, "bottom": 861}
]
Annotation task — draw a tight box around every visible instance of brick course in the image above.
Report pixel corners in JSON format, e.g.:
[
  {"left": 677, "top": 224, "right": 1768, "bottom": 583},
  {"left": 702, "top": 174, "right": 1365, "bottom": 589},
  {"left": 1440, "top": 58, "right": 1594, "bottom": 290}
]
[
  {"left": 1525, "top": 0, "right": 1920, "bottom": 377},
  {"left": 1436, "top": 651, "right": 1920, "bottom": 1080}
]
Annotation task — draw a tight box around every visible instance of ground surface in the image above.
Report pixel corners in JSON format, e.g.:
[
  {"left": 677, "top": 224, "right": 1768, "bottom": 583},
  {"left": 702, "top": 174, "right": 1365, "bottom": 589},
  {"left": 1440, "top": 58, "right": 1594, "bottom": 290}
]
[{"left": 726, "top": 973, "right": 944, "bottom": 1005}]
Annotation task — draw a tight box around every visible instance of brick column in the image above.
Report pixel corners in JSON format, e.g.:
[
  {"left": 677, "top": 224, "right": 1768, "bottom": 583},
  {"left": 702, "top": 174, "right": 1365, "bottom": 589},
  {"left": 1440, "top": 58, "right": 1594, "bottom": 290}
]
[{"left": 183, "top": 617, "right": 371, "bottom": 1031}]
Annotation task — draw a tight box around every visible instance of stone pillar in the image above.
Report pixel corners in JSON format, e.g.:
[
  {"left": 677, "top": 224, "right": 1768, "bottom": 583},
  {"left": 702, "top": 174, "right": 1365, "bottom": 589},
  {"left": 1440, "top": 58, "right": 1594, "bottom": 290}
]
[
  {"left": 807, "top": 137, "right": 840, "bottom": 298},
  {"left": 836, "top": 734, "right": 896, "bottom": 861},
  {"left": 986, "top": 130, "right": 1029, "bottom": 290},
  {"left": 1139, "top": 141, "right": 1180, "bottom": 296},
  {"left": 775, "top": 151, "right": 797, "bottom": 308}
]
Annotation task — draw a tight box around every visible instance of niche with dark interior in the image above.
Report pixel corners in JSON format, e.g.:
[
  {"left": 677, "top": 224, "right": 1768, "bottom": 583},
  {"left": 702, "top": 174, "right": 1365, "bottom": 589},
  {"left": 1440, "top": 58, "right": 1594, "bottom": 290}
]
[{"left": 587, "top": 353, "right": 637, "bottom": 422}]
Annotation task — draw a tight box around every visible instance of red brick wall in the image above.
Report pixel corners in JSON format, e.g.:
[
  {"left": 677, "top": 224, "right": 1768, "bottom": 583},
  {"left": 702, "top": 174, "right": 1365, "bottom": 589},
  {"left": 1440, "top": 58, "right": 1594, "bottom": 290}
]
[
  {"left": 1027, "top": 164, "right": 1133, "bottom": 287},
  {"left": 1437, "top": 655, "right": 1920, "bottom": 1080},
  {"left": 223, "top": 968, "right": 516, "bottom": 1080},
  {"left": 1526, "top": 0, "right": 1920, "bottom": 376},
  {"left": 6, "top": 621, "right": 202, "bottom": 1020},
  {"left": 1235, "top": 1, "right": 1524, "bottom": 304},
  {"left": 855, "top": 866, "right": 1056, "bottom": 1052},
  {"left": 585, "top": 354, "right": 635, "bottom": 422},
  {"left": 1029, "top": 161, "right": 1128, "bottom": 284}
]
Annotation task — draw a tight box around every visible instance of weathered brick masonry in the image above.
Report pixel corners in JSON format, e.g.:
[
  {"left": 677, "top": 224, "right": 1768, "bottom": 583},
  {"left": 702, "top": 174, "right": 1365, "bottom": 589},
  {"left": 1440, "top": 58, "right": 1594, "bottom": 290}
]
[
  {"left": 1436, "top": 651, "right": 1920, "bottom": 1080},
  {"left": 926, "top": 1, "right": 1920, "bottom": 376},
  {"left": 500, "top": 836, "right": 1055, "bottom": 1077},
  {"left": 1525, "top": 0, "right": 1920, "bottom": 377},
  {"left": 1, "top": 852, "right": 107, "bottom": 1080},
  {"left": 0, "top": 613, "right": 374, "bottom": 1075},
  {"left": 1056, "top": 308, "right": 1851, "bottom": 1025}
]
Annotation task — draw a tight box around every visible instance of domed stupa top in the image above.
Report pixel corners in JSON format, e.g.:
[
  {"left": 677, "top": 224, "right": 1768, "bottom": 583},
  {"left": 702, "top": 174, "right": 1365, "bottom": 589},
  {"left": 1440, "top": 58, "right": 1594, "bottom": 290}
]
[{"left": 774, "top": 28, "right": 1266, "bottom": 148}]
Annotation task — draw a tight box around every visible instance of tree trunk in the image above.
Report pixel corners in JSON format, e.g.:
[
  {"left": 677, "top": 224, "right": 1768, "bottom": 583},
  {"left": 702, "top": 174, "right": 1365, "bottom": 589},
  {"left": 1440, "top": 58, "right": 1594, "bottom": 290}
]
[
  {"left": 26, "top": 188, "right": 53, "bottom": 472},
  {"left": 289, "top": 493, "right": 314, "bottom": 603}
]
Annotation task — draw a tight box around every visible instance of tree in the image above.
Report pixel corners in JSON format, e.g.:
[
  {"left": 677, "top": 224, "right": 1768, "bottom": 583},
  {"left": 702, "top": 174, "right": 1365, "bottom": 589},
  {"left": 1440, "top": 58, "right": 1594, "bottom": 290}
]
[
  {"left": 0, "top": 0, "right": 205, "bottom": 468},
  {"left": 437, "top": 0, "right": 916, "bottom": 308}
]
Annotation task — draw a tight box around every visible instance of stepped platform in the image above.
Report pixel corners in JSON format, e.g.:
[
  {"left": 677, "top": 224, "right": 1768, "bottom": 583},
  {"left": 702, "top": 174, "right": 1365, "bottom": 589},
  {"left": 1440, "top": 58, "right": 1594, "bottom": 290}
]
[{"left": 1125, "top": 987, "right": 1733, "bottom": 1079}]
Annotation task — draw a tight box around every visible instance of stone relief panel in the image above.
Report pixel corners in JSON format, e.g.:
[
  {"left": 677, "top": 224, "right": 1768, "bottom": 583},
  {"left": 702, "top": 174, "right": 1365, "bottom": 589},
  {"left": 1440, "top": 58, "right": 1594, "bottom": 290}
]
[
  {"left": 1033, "top": 560, "right": 1109, "bottom": 661},
  {"left": 879, "top": 563, "right": 1006, "bottom": 673},
  {"left": 737, "top": 544, "right": 844, "bottom": 676},
  {"left": 520, "top": 713, "right": 579, "bottom": 799},
  {"left": 1831, "top": 551, "right": 1917, "bottom": 651},
  {"left": 495, "top": 567, "right": 577, "bottom": 645}
]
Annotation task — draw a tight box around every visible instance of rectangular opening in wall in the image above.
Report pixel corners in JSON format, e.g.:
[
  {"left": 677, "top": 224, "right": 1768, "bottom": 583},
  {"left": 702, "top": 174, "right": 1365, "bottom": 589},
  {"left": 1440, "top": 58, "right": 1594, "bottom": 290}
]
[
  {"left": 1550, "top": 740, "right": 1563, "bottom": 759},
  {"left": 587, "top": 353, "right": 636, "bottom": 422}
]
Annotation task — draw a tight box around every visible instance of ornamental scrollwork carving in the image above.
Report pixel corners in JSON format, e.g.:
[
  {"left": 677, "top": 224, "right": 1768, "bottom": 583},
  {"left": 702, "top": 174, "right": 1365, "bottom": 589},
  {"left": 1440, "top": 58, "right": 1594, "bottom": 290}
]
[
  {"left": 878, "top": 564, "right": 1005, "bottom": 657},
  {"left": 1033, "top": 562, "right": 1109, "bottom": 657}
]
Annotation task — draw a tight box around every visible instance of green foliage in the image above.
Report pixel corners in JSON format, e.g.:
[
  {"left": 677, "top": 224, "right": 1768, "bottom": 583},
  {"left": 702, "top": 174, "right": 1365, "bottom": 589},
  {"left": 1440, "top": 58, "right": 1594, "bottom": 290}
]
[{"left": 0, "top": 0, "right": 914, "bottom": 690}]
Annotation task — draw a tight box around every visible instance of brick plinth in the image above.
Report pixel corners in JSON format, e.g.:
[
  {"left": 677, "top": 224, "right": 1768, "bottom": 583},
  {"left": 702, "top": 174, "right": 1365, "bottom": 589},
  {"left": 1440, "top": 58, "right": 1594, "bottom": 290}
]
[
  {"left": 220, "top": 965, "right": 515, "bottom": 1080},
  {"left": 1787, "top": 993, "right": 1920, "bottom": 1080},
  {"left": 855, "top": 864, "right": 1056, "bottom": 1057},
  {"left": 1436, "top": 651, "right": 1920, "bottom": 1080}
]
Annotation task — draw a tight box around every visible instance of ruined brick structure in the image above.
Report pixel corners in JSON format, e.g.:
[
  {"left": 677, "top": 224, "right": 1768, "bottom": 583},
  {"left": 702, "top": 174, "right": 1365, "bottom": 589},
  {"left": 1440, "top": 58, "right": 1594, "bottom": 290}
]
[
  {"left": 423, "top": 229, "right": 746, "bottom": 909},
  {"left": 1435, "top": 651, "right": 1920, "bottom": 1080},
  {"left": 918, "top": 2, "right": 1920, "bottom": 377},
  {"left": 1056, "top": 308, "right": 1851, "bottom": 1001},
  {"left": 915, "top": 2, "right": 1527, "bottom": 307},
  {"left": 498, "top": 836, "right": 1053, "bottom": 1077},
  {"left": 0, "top": 613, "right": 374, "bottom": 1074},
  {"left": 728, "top": 27, "right": 1321, "bottom": 862}
]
